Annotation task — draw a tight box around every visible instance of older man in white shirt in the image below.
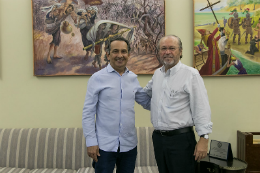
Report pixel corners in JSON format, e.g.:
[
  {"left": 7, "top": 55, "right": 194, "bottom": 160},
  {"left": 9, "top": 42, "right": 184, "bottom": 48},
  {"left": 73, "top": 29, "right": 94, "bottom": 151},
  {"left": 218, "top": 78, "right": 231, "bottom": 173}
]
[{"left": 144, "top": 35, "right": 213, "bottom": 173}]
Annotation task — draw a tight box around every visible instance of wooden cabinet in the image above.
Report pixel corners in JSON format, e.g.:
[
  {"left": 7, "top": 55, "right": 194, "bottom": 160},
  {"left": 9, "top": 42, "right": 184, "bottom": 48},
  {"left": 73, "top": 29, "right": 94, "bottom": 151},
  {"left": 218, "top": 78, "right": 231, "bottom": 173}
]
[{"left": 237, "top": 131, "right": 260, "bottom": 173}]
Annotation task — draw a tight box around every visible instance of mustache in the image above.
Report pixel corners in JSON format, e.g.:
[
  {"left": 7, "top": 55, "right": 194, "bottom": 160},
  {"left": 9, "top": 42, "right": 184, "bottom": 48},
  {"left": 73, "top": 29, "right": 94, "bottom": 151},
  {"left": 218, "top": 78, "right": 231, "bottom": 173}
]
[
  {"left": 163, "top": 55, "right": 173, "bottom": 58},
  {"left": 115, "top": 57, "right": 126, "bottom": 61}
]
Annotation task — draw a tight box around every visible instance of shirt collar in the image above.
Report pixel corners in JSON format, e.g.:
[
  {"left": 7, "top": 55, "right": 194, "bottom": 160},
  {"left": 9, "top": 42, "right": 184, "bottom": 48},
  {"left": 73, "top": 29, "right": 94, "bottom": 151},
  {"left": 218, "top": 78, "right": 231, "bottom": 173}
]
[
  {"left": 107, "top": 63, "right": 129, "bottom": 74},
  {"left": 160, "top": 61, "right": 182, "bottom": 76}
]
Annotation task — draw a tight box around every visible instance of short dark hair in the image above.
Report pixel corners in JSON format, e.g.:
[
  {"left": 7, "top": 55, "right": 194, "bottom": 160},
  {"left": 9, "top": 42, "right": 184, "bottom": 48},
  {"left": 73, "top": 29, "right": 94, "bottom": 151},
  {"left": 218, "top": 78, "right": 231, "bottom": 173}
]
[
  {"left": 110, "top": 24, "right": 119, "bottom": 30},
  {"left": 219, "top": 27, "right": 225, "bottom": 32},
  {"left": 107, "top": 37, "right": 131, "bottom": 55},
  {"left": 98, "top": 23, "right": 107, "bottom": 29}
]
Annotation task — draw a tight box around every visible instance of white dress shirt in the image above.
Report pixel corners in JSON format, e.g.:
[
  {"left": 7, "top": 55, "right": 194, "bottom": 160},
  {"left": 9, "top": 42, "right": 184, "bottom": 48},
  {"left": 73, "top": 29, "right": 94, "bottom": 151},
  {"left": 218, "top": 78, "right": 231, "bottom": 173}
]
[{"left": 144, "top": 61, "right": 212, "bottom": 136}]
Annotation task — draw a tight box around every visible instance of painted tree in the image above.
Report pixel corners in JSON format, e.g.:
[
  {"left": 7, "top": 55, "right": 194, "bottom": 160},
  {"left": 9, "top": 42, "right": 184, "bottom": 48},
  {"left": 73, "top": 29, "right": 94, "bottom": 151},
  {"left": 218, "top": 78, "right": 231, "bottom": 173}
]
[
  {"left": 32, "top": 0, "right": 49, "bottom": 31},
  {"left": 84, "top": 0, "right": 164, "bottom": 55},
  {"left": 135, "top": 0, "right": 165, "bottom": 54}
]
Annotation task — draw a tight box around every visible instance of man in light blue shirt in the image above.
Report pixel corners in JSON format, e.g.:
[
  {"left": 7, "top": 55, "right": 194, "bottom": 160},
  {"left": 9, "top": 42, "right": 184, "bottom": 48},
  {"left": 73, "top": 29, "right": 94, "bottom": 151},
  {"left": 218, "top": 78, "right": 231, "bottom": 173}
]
[{"left": 82, "top": 37, "right": 151, "bottom": 173}]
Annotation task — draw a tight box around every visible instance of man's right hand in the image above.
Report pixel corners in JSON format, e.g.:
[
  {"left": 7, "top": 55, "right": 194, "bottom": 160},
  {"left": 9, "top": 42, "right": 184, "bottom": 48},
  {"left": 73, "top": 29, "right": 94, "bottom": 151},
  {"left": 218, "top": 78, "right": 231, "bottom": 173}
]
[{"left": 87, "top": 145, "right": 100, "bottom": 162}]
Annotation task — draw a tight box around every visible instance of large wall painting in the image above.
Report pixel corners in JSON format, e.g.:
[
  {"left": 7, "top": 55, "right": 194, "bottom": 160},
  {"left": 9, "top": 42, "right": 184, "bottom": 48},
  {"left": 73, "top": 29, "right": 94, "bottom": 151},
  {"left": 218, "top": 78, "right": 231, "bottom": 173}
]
[
  {"left": 32, "top": 0, "right": 165, "bottom": 76},
  {"left": 194, "top": 0, "right": 260, "bottom": 76}
]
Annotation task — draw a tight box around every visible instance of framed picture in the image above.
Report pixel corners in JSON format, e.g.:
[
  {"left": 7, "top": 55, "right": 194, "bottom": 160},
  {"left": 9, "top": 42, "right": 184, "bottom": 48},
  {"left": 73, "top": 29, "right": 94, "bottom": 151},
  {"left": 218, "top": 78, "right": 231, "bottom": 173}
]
[
  {"left": 32, "top": 0, "right": 165, "bottom": 76},
  {"left": 194, "top": 0, "right": 260, "bottom": 76}
]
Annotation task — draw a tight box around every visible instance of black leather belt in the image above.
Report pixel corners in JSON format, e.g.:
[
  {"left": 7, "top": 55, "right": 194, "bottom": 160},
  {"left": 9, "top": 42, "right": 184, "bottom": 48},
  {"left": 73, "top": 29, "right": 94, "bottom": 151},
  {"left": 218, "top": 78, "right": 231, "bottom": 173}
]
[{"left": 154, "top": 126, "right": 193, "bottom": 136}]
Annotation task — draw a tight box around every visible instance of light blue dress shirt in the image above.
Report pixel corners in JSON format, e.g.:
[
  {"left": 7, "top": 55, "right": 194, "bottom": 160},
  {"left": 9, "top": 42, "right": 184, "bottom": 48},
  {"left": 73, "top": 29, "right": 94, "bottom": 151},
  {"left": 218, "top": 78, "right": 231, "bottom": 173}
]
[{"left": 82, "top": 64, "right": 151, "bottom": 152}]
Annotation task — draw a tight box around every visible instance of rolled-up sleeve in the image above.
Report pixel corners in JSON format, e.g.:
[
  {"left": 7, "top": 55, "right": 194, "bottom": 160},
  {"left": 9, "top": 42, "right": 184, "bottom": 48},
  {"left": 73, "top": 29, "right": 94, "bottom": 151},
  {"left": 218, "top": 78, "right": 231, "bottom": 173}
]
[
  {"left": 143, "top": 76, "right": 153, "bottom": 97},
  {"left": 135, "top": 77, "right": 151, "bottom": 110},
  {"left": 188, "top": 74, "right": 213, "bottom": 136},
  {"left": 82, "top": 75, "right": 100, "bottom": 147}
]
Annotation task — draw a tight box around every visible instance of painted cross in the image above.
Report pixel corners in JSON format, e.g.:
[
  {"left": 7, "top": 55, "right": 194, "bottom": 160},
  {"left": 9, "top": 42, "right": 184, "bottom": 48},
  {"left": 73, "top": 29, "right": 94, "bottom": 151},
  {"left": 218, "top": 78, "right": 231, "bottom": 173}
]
[{"left": 200, "top": 0, "right": 221, "bottom": 24}]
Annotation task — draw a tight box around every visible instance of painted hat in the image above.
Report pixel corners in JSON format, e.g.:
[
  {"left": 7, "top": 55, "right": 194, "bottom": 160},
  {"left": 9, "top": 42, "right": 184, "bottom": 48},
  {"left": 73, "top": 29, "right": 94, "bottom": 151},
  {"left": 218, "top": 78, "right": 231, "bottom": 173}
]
[
  {"left": 197, "top": 29, "right": 206, "bottom": 35},
  {"left": 229, "top": 8, "right": 237, "bottom": 15},
  {"left": 243, "top": 8, "right": 250, "bottom": 14},
  {"left": 230, "top": 56, "right": 236, "bottom": 61}
]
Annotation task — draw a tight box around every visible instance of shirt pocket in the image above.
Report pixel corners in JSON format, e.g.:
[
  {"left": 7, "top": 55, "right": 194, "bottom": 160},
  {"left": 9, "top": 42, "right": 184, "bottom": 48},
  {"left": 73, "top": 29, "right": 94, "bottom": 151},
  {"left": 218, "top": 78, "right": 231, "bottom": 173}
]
[{"left": 166, "top": 89, "right": 182, "bottom": 107}]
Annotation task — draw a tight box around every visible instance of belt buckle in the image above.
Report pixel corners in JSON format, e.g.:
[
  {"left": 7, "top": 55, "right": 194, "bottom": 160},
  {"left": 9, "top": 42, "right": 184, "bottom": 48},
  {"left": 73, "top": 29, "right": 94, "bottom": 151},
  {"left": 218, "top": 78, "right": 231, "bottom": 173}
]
[{"left": 160, "top": 130, "right": 166, "bottom": 136}]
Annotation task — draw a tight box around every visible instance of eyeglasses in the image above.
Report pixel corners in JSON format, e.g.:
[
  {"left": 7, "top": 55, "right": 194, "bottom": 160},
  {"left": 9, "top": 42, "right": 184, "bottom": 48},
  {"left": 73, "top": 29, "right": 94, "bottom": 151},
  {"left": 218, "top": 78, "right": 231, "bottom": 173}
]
[{"left": 160, "top": 47, "right": 179, "bottom": 52}]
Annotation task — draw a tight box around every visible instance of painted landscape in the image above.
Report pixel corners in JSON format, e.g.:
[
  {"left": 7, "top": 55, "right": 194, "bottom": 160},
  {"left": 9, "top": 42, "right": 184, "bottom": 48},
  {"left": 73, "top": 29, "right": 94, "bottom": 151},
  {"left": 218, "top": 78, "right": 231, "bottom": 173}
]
[
  {"left": 194, "top": 0, "right": 260, "bottom": 76},
  {"left": 32, "top": 0, "right": 165, "bottom": 76}
]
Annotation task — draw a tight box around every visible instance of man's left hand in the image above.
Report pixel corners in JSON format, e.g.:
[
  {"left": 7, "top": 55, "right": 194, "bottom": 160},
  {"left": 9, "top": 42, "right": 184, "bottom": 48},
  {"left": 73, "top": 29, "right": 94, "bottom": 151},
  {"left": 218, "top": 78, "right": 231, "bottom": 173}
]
[{"left": 194, "top": 137, "right": 208, "bottom": 161}]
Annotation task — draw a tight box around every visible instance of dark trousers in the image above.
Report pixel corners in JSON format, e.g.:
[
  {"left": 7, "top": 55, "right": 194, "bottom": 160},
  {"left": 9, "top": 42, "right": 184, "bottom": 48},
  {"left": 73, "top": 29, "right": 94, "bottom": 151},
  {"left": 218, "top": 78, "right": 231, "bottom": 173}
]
[
  {"left": 221, "top": 54, "right": 228, "bottom": 66},
  {"left": 152, "top": 131, "right": 198, "bottom": 173},
  {"left": 92, "top": 146, "right": 137, "bottom": 173}
]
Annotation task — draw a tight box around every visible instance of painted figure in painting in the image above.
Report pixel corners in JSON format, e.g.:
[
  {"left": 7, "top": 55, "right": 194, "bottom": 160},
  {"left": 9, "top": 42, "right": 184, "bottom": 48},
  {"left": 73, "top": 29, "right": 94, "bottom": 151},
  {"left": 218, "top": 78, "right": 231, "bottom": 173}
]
[
  {"left": 223, "top": 17, "right": 227, "bottom": 27},
  {"left": 229, "top": 8, "right": 242, "bottom": 45},
  {"left": 198, "top": 25, "right": 221, "bottom": 75},
  {"left": 76, "top": 7, "right": 98, "bottom": 60},
  {"left": 227, "top": 54, "right": 247, "bottom": 74},
  {"left": 92, "top": 23, "right": 107, "bottom": 70},
  {"left": 76, "top": 9, "right": 92, "bottom": 60},
  {"left": 194, "top": 43, "right": 207, "bottom": 54},
  {"left": 241, "top": 8, "right": 254, "bottom": 44},
  {"left": 254, "top": 18, "right": 260, "bottom": 49},
  {"left": 218, "top": 27, "right": 229, "bottom": 66},
  {"left": 245, "top": 35, "right": 260, "bottom": 55},
  {"left": 42, "top": 4, "right": 76, "bottom": 64},
  {"left": 57, "top": 0, "right": 78, "bottom": 15}
]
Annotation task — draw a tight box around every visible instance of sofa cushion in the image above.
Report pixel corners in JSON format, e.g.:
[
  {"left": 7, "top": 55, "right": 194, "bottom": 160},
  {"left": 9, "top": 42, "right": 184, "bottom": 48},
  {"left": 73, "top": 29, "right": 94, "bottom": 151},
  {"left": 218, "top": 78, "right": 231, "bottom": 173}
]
[
  {"left": 29, "top": 169, "right": 77, "bottom": 173},
  {"left": 136, "top": 127, "right": 156, "bottom": 167},
  {"left": 76, "top": 168, "right": 95, "bottom": 173},
  {"left": 135, "top": 166, "right": 159, "bottom": 173},
  {"left": 0, "top": 127, "right": 156, "bottom": 170},
  {"left": 0, "top": 128, "right": 92, "bottom": 170},
  {"left": 0, "top": 167, "right": 30, "bottom": 173}
]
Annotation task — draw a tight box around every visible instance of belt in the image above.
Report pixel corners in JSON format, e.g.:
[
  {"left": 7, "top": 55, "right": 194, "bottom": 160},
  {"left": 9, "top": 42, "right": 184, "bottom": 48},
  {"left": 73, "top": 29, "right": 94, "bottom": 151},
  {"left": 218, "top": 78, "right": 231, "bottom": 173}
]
[{"left": 154, "top": 127, "right": 193, "bottom": 136}]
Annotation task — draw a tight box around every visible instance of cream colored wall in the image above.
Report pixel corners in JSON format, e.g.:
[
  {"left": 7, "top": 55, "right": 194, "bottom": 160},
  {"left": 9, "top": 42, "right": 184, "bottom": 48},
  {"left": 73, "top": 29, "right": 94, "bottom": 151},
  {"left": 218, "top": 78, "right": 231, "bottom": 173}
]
[{"left": 0, "top": 0, "right": 259, "bottom": 156}]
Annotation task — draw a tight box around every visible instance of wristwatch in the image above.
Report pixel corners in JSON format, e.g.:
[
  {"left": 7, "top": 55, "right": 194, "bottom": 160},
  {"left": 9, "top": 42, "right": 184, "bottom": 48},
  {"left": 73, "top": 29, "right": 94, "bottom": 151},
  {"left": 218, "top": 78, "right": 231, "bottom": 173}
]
[{"left": 200, "top": 134, "right": 209, "bottom": 139}]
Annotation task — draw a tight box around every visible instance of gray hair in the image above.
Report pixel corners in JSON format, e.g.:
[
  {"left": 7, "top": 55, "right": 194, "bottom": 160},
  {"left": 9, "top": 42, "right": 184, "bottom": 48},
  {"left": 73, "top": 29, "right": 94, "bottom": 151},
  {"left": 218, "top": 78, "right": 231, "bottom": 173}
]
[{"left": 157, "top": 35, "right": 183, "bottom": 58}]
